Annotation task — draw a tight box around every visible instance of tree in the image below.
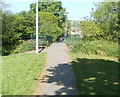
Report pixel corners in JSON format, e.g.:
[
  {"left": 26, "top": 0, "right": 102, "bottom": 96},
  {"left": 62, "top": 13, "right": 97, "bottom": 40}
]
[
  {"left": 30, "top": 1, "right": 67, "bottom": 39},
  {"left": 66, "top": 20, "right": 71, "bottom": 36},
  {"left": 14, "top": 11, "right": 36, "bottom": 40},
  {"left": 79, "top": 2, "right": 119, "bottom": 41},
  {"left": 91, "top": 2, "right": 119, "bottom": 41},
  {"left": 39, "top": 12, "right": 62, "bottom": 40},
  {"left": 80, "top": 19, "right": 103, "bottom": 40},
  {"left": 1, "top": 0, "right": 68, "bottom": 55},
  {"left": 2, "top": 11, "right": 21, "bottom": 55},
  {"left": 0, "top": 0, "right": 10, "bottom": 55}
]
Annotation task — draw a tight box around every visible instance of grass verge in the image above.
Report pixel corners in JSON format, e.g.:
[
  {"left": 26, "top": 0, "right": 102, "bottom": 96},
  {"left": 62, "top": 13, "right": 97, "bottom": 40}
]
[
  {"left": 70, "top": 52, "right": 119, "bottom": 95},
  {"left": 2, "top": 53, "right": 46, "bottom": 95}
]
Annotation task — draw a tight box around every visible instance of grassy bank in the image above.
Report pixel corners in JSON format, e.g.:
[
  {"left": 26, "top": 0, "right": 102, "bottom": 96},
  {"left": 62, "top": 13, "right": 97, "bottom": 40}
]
[
  {"left": 2, "top": 53, "right": 46, "bottom": 95},
  {"left": 70, "top": 52, "right": 119, "bottom": 95}
]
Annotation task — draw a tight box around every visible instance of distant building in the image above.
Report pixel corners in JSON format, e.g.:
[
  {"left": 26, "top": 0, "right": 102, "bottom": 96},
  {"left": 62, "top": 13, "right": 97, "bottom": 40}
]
[{"left": 71, "top": 27, "right": 83, "bottom": 37}]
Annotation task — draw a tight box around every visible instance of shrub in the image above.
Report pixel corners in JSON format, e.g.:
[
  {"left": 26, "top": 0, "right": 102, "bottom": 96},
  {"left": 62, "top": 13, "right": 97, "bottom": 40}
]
[
  {"left": 68, "top": 40, "right": 118, "bottom": 58},
  {"left": 12, "top": 40, "right": 35, "bottom": 54},
  {"left": 12, "top": 39, "right": 50, "bottom": 54}
]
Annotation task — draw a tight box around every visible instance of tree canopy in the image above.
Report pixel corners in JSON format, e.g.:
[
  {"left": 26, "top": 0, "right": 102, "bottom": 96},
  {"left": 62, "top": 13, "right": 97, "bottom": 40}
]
[
  {"left": 30, "top": 1, "right": 67, "bottom": 30},
  {"left": 39, "top": 12, "right": 62, "bottom": 40},
  {"left": 80, "top": 2, "right": 119, "bottom": 41},
  {"left": 2, "top": 1, "right": 68, "bottom": 55}
]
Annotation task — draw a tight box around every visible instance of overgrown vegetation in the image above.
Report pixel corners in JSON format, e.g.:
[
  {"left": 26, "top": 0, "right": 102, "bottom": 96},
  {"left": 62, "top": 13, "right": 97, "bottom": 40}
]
[
  {"left": 1, "top": 1, "right": 68, "bottom": 55},
  {"left": 12, "top": 40, "right": 36, "bottom": 54},
  {"left": 2, "top": 53, "right": 46, "bottom": 95},
  {"left": 12, "top": 36, "right": 52, "bottom": 54},
  {"left": 80, "top": 2, "right": 119, "bottom": 41},
  {"left": 65, "top": 2, "right": 118, "bottom": 58},
  {"left": 65, "top": 37, "right": 118, "bottom": 58},
  {"left": 73, "top": 40, "right": 117, "bottom": 58}
]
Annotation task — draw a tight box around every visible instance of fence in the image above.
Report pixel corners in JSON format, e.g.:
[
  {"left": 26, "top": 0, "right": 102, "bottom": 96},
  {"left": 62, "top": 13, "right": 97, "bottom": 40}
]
[
  {"left": 31, "top": 35, "right": 54, "bottom": 47},
  {"left": 64, "top": 35, "right": 81, "bottom": 45}
]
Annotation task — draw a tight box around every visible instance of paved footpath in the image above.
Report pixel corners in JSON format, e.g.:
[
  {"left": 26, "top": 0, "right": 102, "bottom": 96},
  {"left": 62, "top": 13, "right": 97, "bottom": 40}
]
[{"left": 34, "top": 43, "right": 79, "bottom": 95}]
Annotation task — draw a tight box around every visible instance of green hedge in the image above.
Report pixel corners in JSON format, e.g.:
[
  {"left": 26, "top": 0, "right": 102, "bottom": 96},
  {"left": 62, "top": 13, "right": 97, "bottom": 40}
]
[
  {"left": 66, "top": 38, "right": 118, "bottom": 58},
  {"left": 12, "top": 39, "right": 49, "bottom": 54}
]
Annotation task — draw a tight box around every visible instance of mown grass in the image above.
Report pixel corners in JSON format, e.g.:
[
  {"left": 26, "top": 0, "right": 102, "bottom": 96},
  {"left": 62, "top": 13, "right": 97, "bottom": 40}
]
[
  {"left": 2, "top": 53, "right": 46, "bottom": 95},
  {"left": 70, "top": 52, "right": 119, "bottom": 95}
]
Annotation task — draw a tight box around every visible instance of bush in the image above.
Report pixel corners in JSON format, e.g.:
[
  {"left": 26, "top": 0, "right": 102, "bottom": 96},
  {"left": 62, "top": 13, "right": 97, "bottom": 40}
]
[
  {"left": 68, "top": 40, "right": 118, "bottom": 58},
  {"left": 12, "top": 40, "right": 35, "bottom": 54},
  {"left": 12, "top": 39, "right": 50, "bottom": 54}
]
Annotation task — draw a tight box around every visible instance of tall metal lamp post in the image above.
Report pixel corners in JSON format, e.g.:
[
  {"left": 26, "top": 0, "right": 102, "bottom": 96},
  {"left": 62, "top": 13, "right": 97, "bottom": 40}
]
[
  {"left": 64, "top": 13, "right": 67, "bottom": 37},
  {"left": 36, "top": 0, "right": 39, "bottom": 53}
]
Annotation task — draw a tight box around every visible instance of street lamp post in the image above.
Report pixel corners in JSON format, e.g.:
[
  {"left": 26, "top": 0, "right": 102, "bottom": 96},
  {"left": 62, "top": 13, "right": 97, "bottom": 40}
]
[
  {"left": 64, "top": 13, "right": 67, "bottom": 37},
  {"left": 36, "top": 0, "right": 39, "bottom": 53}
]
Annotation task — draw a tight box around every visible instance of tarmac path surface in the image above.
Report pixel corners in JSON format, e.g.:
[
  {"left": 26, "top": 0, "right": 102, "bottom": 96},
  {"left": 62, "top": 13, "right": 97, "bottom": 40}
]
[{"left": 34, "top": 42, "right": 79, "bottom": 95}]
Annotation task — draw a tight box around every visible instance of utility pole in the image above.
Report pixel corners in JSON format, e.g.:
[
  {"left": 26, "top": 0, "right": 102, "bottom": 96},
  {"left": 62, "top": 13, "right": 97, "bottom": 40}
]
[{"left": 36, "top": 0, "right": 39, "bottom": 53}]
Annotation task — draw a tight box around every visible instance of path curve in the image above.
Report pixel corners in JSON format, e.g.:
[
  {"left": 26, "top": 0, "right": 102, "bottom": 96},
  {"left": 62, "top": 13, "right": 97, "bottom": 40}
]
[{"left": 34, "top": 42, "right": 79, "bottom": 95}]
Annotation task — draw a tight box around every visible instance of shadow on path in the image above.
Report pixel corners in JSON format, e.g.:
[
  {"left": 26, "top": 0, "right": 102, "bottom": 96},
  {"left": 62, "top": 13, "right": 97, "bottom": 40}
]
[{"left": 43, "top": 63, "right": 78, "bottom": 95}]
